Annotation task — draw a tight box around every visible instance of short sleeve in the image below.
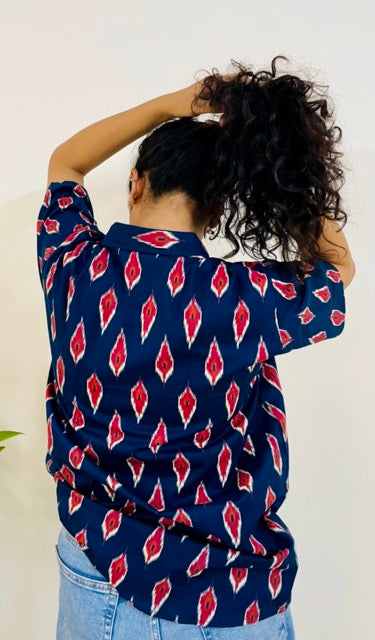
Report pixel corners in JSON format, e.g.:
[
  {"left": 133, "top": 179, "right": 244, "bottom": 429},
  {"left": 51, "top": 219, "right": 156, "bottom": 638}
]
[
  {"left": 36, "top": 180, "right": 105, "bottom": 284},
  {"left": 230, "top": 258, "right": 346, "bottom": 359}
]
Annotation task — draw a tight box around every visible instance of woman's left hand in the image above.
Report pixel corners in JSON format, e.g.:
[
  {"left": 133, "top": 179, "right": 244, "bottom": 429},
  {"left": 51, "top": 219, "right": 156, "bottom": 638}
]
[
  {"left": 160, "top": 80, "right": 215, "bottom": 119},
  {"left": 162, "top": 75, "right": 238, "bottom": 120}
]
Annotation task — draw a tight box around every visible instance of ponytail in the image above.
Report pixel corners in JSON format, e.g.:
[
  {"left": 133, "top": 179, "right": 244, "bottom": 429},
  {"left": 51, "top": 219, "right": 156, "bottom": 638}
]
[
  {"left": 130, "top": 55, "right": 348, "bottom": 279},
  {"left": 192, "top": 56, "right": 349, "bottom": 278}
]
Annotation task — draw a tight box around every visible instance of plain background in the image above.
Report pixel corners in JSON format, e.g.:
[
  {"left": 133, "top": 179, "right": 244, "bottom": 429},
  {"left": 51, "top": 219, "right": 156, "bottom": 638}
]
[{"left": 0, "top": 1, "right": 374, "bottom": 638}]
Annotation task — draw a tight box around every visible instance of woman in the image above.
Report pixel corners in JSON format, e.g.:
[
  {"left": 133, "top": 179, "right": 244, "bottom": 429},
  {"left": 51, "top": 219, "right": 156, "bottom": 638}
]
[{"left": 37, "top": 56, "right": 355, "bottom": 639}]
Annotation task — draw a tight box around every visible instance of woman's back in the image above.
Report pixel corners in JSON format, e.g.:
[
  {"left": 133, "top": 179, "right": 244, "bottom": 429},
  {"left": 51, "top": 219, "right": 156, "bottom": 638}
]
[{"left": 37, "top": 179, "right": 346, "bottom": 627}]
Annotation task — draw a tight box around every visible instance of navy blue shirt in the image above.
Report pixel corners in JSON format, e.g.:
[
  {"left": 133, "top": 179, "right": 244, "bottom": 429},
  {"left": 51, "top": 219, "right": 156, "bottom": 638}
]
[{"left": 37, "top": 181, "right": 346, "bottom": 627}]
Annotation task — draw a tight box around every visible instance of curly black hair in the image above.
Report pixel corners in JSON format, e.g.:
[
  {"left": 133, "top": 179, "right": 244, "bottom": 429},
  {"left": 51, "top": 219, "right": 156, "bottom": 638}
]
[{"left": 129, "top": 55, "right": 349, "bottom": 279}]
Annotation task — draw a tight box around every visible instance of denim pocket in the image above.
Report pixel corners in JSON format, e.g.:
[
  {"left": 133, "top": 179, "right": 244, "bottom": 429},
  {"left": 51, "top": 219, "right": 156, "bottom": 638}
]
[
  {"left": 55, "top": 526, "right": 119, "bottom": 640},
  {"left": 199, "top": 609, "right": 294, "bottom": 640}
]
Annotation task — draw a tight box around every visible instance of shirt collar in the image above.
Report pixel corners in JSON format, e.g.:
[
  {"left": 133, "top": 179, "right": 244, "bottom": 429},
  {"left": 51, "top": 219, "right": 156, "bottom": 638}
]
[{"left": 101, "top": 222, "right": 210, "bottom": 258}]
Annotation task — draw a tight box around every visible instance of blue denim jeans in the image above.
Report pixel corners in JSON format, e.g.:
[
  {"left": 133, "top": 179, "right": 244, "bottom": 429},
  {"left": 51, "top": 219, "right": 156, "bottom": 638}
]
[{"left": 55, "top": 524, "right": 296, "bottom": 639}]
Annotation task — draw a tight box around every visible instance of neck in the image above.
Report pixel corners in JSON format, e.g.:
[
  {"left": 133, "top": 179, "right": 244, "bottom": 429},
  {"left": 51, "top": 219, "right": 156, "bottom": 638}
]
[{"left": 129, "top": 203, "right": 205, "bottom": 240}]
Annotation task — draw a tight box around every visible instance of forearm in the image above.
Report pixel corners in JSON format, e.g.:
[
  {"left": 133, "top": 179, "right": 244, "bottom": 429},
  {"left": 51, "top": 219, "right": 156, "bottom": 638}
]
[{"left": 50, "top": 94, "right": 173, "bottom": 175}]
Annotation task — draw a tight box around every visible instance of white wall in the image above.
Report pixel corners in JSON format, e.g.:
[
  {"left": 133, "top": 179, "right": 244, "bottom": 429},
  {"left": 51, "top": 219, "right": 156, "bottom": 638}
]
[{"left": 0, "top": 1, "right": 374, "bottom": 638}]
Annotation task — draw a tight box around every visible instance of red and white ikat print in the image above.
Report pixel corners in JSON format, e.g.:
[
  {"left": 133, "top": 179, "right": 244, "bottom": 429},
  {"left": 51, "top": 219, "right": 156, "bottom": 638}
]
[{"left": 37, "top": 181, "right": 345, "bottom": 627}]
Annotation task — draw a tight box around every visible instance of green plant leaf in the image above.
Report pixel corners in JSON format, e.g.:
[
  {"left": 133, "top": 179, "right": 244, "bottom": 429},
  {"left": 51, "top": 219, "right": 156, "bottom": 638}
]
[{"left": 0, "top": 430, "right": 25, "bottom": 442}]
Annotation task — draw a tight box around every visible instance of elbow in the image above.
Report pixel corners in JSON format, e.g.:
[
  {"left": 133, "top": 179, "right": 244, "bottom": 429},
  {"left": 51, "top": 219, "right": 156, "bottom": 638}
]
[{"left": 342, "top": 261, "right": 356, "bottom": 290}]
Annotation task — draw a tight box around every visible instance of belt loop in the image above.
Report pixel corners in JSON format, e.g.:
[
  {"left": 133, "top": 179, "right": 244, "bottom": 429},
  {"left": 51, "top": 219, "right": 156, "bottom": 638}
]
[
  {"left": 150, "top": 614, "right": 161, "bottom": 640},
  {"left": 200, "top": 626, "right": 212, "bottom": 640}
]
